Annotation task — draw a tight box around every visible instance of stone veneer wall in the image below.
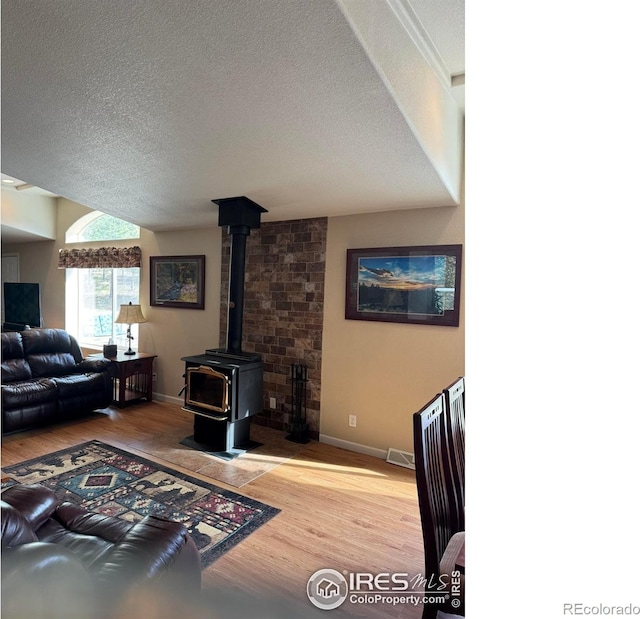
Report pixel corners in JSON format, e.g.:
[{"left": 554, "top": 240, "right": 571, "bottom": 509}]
[{"left": 220, "top": 217, "right": 327, "bottom": 439}]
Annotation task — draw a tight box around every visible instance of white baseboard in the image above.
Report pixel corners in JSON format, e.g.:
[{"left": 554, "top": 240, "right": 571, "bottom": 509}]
[
  {"left": 319, "top": 434, "right": 387, "bottom": 460},
  {"left": 148, "top": 403, "right": 388, "bottom": 462},
  {"left": 152, "top": 392, "right": 183, "bottom": 406}
]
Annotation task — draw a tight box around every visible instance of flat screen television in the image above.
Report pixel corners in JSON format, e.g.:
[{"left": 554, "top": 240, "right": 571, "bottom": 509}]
[{"left": 3, "top": 282, "right": 42, "bottom": 329}]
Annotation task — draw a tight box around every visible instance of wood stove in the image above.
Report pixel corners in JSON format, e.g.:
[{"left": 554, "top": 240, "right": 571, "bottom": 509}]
[
  {"left": 181, "top": 196, "right": 266, "bottom": 453},
  {"left": 181, "top": 354, "right": 263, "bottom": 451}
]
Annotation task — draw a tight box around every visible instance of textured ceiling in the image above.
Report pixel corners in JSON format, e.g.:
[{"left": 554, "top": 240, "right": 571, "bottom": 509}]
[{"left": 1, "top": 0, "right": 464, "bottom": 235}]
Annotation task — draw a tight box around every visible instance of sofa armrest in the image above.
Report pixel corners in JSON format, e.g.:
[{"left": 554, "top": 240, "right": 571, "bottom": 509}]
[
  {"left": 95, "top": 515, "right": 201, "bottom": 590},
  {"left": 1, "top": 501, "right": 38, "bottom": 548},
  {"left": 0, "top": 484, "right": 59, "bottom": 530},
  {"left": 75, "top": 358, "right": 112, "bottom": 373},
  {"left": 54, "top": 501, "right": 133, "bottom": 543}
]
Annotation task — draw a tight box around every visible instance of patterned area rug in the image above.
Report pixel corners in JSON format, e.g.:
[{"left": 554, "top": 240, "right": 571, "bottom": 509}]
[{"left": 1, "top": 440, "right": 280, "bottom": 568}]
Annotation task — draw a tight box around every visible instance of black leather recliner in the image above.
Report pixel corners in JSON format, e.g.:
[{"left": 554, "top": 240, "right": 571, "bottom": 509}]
[
  {"left": 1, "top": 483, "right": 201, "bottom": 619},
  {"left": 1, "top": 328, "right": 113, "bottom": 433}
]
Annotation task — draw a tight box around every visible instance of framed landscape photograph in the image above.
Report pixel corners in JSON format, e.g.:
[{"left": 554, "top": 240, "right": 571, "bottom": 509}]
[
  {"left": 150, "top": 255, "right": 205, "bottom": 310},
  {"left": 345, "top": 245, "right": 462, "bottom": 326}
]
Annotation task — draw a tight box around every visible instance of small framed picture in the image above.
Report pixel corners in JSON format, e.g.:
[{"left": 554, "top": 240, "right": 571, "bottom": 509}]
[{"left": 150, "top": 255, "right": 205, "bottom": 310}]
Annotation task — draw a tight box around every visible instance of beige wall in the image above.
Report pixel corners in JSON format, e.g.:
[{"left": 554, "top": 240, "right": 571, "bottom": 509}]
[
  {"left": 321, "top": 205, "right": 464, "bottom": 454},
  {"left": 140, "top": 227, "right": 222, "bottom": 402},
  {"left": 3, "top": 198, "right": 464, "bottom": 456}
]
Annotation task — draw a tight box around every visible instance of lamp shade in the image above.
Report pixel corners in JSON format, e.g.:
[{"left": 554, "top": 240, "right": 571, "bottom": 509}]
[{"left": 114, "top": 302, "right": 147, "bottom": 325}]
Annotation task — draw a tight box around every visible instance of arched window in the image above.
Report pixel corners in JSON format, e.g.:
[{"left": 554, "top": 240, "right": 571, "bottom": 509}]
[
  {"left": 66, "top": 212, "right": 140, "bottom": 243},
  {"left": 64, "top": 212, "right": 142, "bottom": 350}
]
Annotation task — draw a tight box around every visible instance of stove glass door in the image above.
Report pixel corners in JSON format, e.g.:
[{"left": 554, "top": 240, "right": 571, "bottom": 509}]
[{"left": 186, "top": 365, "right": 230, "bottom": 413}]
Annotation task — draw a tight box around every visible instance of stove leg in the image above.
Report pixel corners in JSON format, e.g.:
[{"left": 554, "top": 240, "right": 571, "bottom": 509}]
[
  {"left": 193, "top": 415, "right": 251, "bottom": 452},
  {"left": 231, "top": 418, "right": 251, "bottom": 449}
]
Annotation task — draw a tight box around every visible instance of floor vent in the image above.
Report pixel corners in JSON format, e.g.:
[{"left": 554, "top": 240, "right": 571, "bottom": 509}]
[{"left": 386, "top": 448, "right": 415, "bottom": 470}]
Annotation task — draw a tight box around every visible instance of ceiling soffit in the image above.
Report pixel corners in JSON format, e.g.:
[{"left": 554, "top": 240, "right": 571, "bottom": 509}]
[{"left": 1, "top": 0, "right": 464, "bottom": 232}]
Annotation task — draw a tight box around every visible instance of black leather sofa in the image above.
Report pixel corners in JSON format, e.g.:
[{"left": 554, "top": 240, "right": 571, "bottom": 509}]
[
  {"left": 1, "top": 483, "right": 201, "bottom": 619},
  {"left": 1, "top": 328, "right": 113, "bottom": 434}
]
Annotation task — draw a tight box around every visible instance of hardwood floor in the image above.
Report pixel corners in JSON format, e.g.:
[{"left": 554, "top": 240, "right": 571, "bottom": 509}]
[{"left": 1, "top": 402, "right": 426, "bottom": 618}]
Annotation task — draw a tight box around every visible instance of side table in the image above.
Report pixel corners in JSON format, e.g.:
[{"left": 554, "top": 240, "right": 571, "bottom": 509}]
[{"left": 90, "top": 351, "right": 157, "bottom": 408}]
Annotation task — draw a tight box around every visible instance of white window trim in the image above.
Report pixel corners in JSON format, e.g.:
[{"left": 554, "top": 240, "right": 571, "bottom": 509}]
[
  {"left": 65, "top": 211, "right": 140, "bottom": 243},
  {"left": 65, "top": 267, "right": 140, "bottom": 351}
]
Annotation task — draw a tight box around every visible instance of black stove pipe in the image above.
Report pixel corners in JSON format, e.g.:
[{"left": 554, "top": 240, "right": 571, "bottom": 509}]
[
  {"left": 212, "top": 197, "right": 267, "bottom": 355},
  {"left": 227, "top": 225, "right": 248, "bottom": 354}
]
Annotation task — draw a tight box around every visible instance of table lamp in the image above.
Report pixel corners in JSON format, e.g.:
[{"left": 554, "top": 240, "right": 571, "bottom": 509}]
[{"left": 114, "top": 302, "right": 147, "bottom": 355}]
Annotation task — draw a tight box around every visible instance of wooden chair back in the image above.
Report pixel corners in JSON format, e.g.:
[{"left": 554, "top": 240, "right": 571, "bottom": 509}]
[
  {"left": 443, "top": 376, "right": 465, "bottom": 530},
  {"left": 412, "top": 393, "right": 462, "bottom": 581}
]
